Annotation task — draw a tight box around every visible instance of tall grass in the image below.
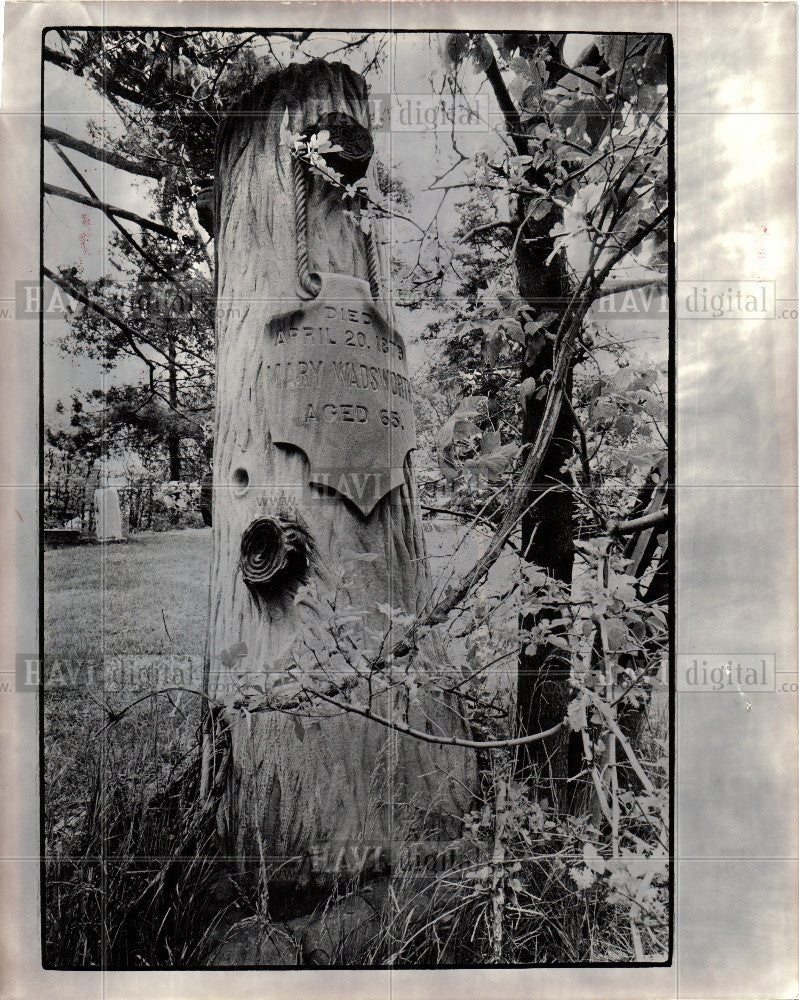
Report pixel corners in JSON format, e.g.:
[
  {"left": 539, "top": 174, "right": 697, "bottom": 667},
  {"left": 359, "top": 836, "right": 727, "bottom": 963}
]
[
  {"left": 44, "top": 710, "right": 243, "bottom": 968},
  {"left": 366, "top": 750, "right": 669, "bottom": 965}
]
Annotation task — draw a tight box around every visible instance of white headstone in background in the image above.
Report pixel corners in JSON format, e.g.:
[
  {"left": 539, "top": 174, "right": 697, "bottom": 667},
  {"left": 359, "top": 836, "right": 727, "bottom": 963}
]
[{"left": 94, "top": 487, "right": 124, "bottom": 541}]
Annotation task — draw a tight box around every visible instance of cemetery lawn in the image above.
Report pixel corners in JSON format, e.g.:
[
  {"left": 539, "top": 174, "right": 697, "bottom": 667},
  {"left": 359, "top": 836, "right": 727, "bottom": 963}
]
[
  {"left": 43, "top": 529, "right": 212, "bottom": 842},
  {"left": 45, "top": 528, "right": 211, "bottom": 663}
]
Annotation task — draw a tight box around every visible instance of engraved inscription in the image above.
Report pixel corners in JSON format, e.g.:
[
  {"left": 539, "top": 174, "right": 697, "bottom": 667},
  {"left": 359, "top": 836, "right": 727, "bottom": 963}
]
[{"left": 264, "top": 272, "right": 416, "bottom": 516}]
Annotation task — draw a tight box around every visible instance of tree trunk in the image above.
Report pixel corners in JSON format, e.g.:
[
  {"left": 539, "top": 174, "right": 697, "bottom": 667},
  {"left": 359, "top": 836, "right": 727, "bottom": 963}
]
[
  {"left": 514, "top": 145, "right": 575, "bottom": 794},
  {"left": 481, "top": 36, "right": 577, "bottom": 795},
  {"left": 167, "top": 332, "right": 181, "bottom": 481},
  {"left": 210, "top": 60, "right": 475, "bottom": 911}
]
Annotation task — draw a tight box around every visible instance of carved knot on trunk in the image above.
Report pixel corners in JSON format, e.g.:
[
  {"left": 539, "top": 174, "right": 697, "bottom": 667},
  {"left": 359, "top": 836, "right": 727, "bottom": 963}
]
[
  {"left": 239, "top": 516, "right": 313, "bottom": 595},
  {"left": 303, "top": 111, "right": 373, "bottom": 184}
]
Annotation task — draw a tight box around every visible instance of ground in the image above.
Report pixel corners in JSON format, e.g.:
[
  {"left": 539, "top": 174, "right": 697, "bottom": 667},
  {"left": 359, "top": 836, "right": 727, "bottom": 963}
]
[
  {"left": 45, "top": 528, "right": 211, "bottom": 662},
  {"left": 44, "top": 529, "right": 211, "bottom": 846}
]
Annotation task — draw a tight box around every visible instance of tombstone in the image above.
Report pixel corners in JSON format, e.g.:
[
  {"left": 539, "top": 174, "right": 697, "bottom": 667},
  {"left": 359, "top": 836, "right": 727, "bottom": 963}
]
[
  {"left": 208, "top": 59, "right": 477, "bottom": 945},
  {"left": 94, "top": 487, "right": 123, "bottom": 541}
]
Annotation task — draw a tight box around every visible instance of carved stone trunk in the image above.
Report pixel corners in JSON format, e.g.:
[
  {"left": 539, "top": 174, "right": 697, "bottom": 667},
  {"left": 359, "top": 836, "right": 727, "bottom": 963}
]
[{"left": 210, "top": 60, "right": 475, "bottom": 888}]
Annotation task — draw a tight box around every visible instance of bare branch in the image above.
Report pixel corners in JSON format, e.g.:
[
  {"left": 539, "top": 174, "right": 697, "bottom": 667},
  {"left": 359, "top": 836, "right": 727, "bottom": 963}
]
[
  {"left": 608, "top": 507, "right": 668, "bottom": 537},
  {"left": 308, "top": 686, "right": 565, "bottom": 750},
  {"left": 592, "top": 274, "right": 667, "bottom": 303},
  {"left": 587, "top": 690, "right": 657, "bottom": 794},
  {"left": 44, "top": 125, "right": 164, "bottom": 180},
  {"left": 43, "top": 182, "right": 179, "bottom": 240},
  {"left": 564, "top": 395, "right": 591, "bottom": 484},
  {"left": 43, "top": 45, "right": 76, "bottom": 71},
  {"left": 458, "top": 220, "right": 513, "bottom": 244}
]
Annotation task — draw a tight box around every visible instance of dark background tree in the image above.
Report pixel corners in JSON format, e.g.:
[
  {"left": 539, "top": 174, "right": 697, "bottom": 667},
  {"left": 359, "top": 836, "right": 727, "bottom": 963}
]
[
  {"left": 49, "top": 230, "right": 214, "bottom": 480},
  {"left": 440, "top": 31, "right": 668, "bottom": 793}
]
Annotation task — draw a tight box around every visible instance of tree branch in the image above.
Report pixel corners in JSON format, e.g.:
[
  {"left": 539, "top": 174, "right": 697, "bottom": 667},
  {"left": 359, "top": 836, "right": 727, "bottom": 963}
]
[
  {"left": 607, "top": 507, "right": 668, "bottom": 537},
  {"left": 458, "top": 220, "right": 513, "bottom": 244},
  {"left": 43, "top": 269, "right": 199, "bottom": 389},
  {"left": 308, "top": 687, "right": 565, "bottom": 750},
  {"left": 564, "top": 395, "right": 591, "bottom": 484},
  {"left": 43, "top": 266, "right": 156, "bottom": 376},
  {"left": 44, "top": 125, "right": 164, "bottom": 180},
  {"left": 592, "top": 274, "right": 667, "bottom": 303},
  {"left": 587, "top": 690, "right": 656, "bottom": 794},
  {"left": 43, "top": 182, "right": 178, "bottom": 239},
  {"left": 50, "top": 142, "right": 214, "bottom": 329},
  {"left": 479, "top": 39, "right": 527, "bottom": 156},
  {"left": 43, "top": 45, "right": 76, "bottom": 71}
]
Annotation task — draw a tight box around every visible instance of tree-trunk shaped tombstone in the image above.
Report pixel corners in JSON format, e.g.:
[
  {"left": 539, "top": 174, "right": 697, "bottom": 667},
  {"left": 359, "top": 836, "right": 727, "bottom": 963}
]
[{"left": 210, "top": 60, "right": 476, "bottom": 905}]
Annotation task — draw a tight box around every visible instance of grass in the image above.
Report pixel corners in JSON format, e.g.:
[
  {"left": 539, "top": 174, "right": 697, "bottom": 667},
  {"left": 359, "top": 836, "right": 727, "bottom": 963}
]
[
  {"left": 44, "top": 529, "right": 226, "bottom": 967},
  {"left": 45, "top": 528, "right": 212, "bottom": 661},
  {"left": 44, "top": 529, "right": 212, "bottom": 851}
]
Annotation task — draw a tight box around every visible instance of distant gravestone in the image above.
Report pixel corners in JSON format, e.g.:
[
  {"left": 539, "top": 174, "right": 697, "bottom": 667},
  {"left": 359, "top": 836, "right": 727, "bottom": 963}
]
[{"left": 94, "top": 487, "right": 123, "bottom": 541}]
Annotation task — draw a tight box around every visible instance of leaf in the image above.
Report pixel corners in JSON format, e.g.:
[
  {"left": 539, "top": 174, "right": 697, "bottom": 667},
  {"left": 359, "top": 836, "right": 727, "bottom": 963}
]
[
  {"left": 531, "top": 199, "right": 552, "bottom": 222},
  {"left": 481, "top": 430, "right": 502, "bottom": 455},
  {"left": 444, "top": 33, "right": 470, "bottom": 69},
  {"left": 524, "top": 319, "right": 547, "bottom": 337},
  {"left": 292, "top": 716, "right": 305, "bottom": 742},
  {"left": 470, "top": 34, "right": 494, "bottom": 73},
  {"left": 464, "top": 443, "right": 519, "bottom": 481},
  {"left": 521, "top": 82, "right": 543, "bottom": 113},
  {"left": 614, "top": 413, "right": 636, "bottom": 438},
  {"left": 583, "top": 842, "right": 607, "bottom": 874},
  {"left": 508, "top": 155, "right": 533, "bottom": 170},
  {"left": 454, "top": 395, "right": 489, "bottom": 419},
  {"left": 642, "top": 394, "right": 665, "bottom": 419},
  {"left": 502, "top": 317, "right": 524, "bottom": 339},
  {"left": 568, "top": 111, "right": 588, "bottom": 143},
  {"left": 525, "top": 332, "right": 547, "bottom": 366},
  {"left": 520, "top": 376, "right": 537, "bottom": 403},
  {"left": 570, "top": 866, "right": 596, "bottom": 890},
  {"left": 453, "top": 418, "right": 481, "bottom": 441},
  {"left": 510, "top": 56, "right": 532, "bottom": 80},
  {"left": 567, "top": 696, "right": 588, "bottom": 732},
  {"left": 438, "top": 451, "right": 459, "bottom": 485},
  {"left": 482, "top": 329, "right": 502, "bottom": 366},
  {"left": 604, "top": 618, "right": 628, "bottom": 652},
  {"left": 508, "top": 74, "right": 527, "bottom": 106}
]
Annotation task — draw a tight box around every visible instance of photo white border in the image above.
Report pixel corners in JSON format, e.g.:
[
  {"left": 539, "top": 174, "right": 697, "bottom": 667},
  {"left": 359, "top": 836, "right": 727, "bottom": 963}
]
[{"left": 1, "top": 3, "right": 796, "bottom": 997}]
